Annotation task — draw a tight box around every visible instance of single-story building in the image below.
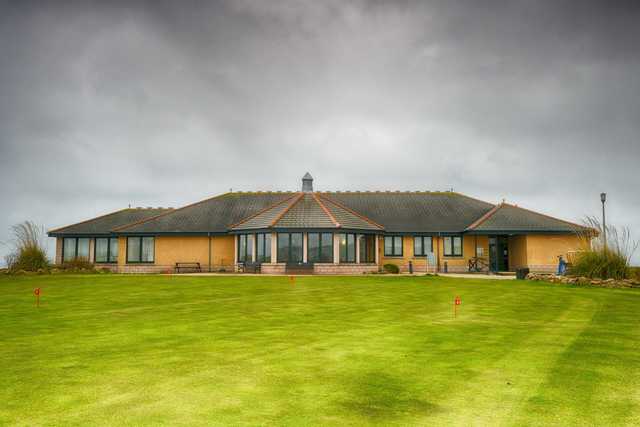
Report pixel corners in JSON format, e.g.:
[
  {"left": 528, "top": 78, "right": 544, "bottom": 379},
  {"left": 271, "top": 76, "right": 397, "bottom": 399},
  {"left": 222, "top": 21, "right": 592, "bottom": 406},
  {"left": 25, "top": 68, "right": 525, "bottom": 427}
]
[{"left": 48, "top": 173, "right": 588, "bottom": 274}]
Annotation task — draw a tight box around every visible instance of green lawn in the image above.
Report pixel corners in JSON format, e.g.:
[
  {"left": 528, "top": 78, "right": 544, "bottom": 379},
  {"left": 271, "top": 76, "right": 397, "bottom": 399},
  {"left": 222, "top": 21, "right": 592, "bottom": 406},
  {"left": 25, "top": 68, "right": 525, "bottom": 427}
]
[{"left": 1, "top": 274, "right": 639, "bottom": 426}]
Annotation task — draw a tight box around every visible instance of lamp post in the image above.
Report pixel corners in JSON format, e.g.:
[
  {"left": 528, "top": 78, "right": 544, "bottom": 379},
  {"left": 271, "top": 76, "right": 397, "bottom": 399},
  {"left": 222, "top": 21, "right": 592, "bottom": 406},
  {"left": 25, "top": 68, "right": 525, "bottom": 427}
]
[{"left": 600, "top": 192, "right": 607, "bottom": 251}]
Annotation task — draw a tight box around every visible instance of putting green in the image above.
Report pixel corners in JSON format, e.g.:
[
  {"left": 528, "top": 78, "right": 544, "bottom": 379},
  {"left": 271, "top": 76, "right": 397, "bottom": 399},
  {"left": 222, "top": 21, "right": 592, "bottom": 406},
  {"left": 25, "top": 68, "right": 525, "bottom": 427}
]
[{"left": 1, "top": 274, "right": 639, "bottom": 426}]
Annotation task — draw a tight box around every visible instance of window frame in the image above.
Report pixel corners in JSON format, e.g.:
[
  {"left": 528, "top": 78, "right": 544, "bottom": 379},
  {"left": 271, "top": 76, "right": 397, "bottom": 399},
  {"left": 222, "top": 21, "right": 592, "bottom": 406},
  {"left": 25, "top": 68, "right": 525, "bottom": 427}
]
[
  {"left": 95, "top": 237, "right": 118, "bottom": 263},
  {"left": 126, "top": 236, "right": 155, "bottom": 264},
  {"left": 339, "top": 233, "right": 356, "bottom": 263},
  {"left": 413, "top": 236, "right": 433, "bottom": 257},
  {"left": 277, "top": 232, "right": 304, "bottom": 263},
  {"left": 256, "top": 233, "right": 271, "bottom": 263},
  {"left": 61, "top": 237, "right": 92, "bottom": 263},
  {"left": 358, "top": 234, "right": 376, "bottom": 263},
  {"left": 307, "top": 232, "right": 333, "bottom": 263},
  {"left": 443, "top": 235, "right": 463, "bottom": 257},
  {"left": 383, "top": 236, "right": 403, "bottom": 257},
  {"left": 237, "top": 234, "right": 253, "bottom": 263}
]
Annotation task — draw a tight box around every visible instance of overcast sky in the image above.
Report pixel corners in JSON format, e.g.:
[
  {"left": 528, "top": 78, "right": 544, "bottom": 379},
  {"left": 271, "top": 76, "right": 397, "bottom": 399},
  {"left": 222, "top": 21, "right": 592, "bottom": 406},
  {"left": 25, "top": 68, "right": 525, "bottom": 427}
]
[{"left": 1, "top": 0, "right": 639, "bottom": 265}]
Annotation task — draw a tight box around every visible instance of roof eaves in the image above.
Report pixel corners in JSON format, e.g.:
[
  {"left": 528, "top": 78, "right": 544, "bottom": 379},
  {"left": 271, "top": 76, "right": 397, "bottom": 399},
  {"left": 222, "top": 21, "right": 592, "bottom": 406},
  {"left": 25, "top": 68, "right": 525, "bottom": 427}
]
[
  {"left": 500, "top": 203, "right": 588, "bottom": 231},
  {"left": 47, "top": 208, "right": 131, "bottom": 234}
]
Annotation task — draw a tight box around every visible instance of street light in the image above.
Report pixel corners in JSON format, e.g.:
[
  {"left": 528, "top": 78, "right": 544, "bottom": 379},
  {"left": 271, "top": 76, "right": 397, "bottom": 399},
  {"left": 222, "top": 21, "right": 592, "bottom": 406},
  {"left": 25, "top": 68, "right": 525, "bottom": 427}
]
[{"left": 600, "top": 193, "right": 607, "bottom": 251}]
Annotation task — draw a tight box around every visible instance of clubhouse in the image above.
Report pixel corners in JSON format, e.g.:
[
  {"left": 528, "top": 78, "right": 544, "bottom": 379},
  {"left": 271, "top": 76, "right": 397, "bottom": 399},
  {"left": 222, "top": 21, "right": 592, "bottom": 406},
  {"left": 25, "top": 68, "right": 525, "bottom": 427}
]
[{"left": 48, "top": 173, "right": 586, "bottom": 274}]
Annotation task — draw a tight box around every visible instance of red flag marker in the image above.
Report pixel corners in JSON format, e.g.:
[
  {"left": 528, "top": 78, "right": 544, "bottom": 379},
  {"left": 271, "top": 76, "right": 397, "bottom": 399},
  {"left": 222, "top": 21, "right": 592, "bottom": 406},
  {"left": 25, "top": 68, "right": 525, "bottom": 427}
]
[
  {"left": 289, "top": 275, "right": 295, "bottom": 285},
  {"left": 34, "top": 288, "right": 41, "bottom": 308},
  {"left": 454, "top": 295, "right": 461, "bottom": 318}
]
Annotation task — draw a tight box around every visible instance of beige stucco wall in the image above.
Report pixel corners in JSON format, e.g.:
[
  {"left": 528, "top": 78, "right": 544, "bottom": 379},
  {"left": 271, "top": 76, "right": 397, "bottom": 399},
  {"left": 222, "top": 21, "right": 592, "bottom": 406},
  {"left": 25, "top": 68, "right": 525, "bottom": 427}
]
[
  {"left": 377, "top": 235, "right": 488, "bottom": 273},
  {"left": 525, "top": 234, "right": 582, "bottom": 272},
  {"left": 509, "top": 235, "right": 528, "bottom": 270},
  {"left": 55, "top": 237, "right": 63, "bottom": 264},
  {"left": 116, "top": 235, "right": 235, "bottom": 273}
]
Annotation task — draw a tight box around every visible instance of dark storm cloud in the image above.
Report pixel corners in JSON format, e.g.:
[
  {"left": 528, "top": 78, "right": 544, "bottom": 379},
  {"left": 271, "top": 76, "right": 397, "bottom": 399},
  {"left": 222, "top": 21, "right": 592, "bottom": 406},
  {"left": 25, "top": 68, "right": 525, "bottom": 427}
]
[{"left": 1, "top": 0, "right": 639, "bottom": 263}]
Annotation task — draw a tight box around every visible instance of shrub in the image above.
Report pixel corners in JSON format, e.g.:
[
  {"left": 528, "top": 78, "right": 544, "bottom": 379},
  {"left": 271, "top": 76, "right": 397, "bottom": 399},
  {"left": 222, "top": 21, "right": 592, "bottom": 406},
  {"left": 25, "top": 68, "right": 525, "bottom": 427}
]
[
  {"left": 570, "top": 250, "right": 630, "bottom": 280},
  {"left": 383, "top": 263, "right": 400, "bottom": 274},
  {"left": 4, "top": 221, "right": 50, "bottom": 273},
  {"left": 61, "top": 258, "right": 96, "bottom": 272},
  {"left": 571, "top": 216, "right": 637, "bottom": 280}
]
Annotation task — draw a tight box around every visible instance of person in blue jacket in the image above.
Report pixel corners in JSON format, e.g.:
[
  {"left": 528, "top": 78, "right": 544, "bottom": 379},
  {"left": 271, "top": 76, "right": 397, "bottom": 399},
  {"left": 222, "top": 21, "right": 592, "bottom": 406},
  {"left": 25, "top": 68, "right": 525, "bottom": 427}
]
[{"left": 557, "top": 255, "right": 568, "bottom": 275}]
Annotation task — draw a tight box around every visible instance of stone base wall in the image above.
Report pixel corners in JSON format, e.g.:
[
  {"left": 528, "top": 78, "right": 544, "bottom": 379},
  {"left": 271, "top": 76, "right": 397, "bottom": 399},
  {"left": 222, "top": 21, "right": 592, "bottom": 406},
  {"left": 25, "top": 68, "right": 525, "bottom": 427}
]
[
  {"left": 439, "top": 264, "right": 470, "bottom": 273},
  {"left": 527, "top": 265, "right": 557, "bottom": 273},
  {"left": 261, "top": 263, "right": 287, "bottom": 274},
  {"left": 94, "top": 263, "right": 118, "bottom": 272},
  {"left": 313, "top": 263, "right": 379, "bottom": 275},
  {"left": 118, "top": 264, "right": 173, "bottom": 274},
  {"left": 527, "top": 273, "right": 640, "bottom": 288}
]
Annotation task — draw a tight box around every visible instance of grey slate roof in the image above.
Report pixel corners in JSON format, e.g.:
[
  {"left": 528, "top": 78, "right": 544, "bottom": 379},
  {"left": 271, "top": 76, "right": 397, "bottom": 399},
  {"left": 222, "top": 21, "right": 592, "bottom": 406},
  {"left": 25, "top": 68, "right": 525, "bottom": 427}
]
[
  {"left": 275, "top": 194, "right": 337, "bottom": 228},
  {"left": 48, "top": 208, "right": 172, "bottom": 236},
  {"left": 231, "top": 193, "right": 382, "bottom": 231},
  {"left": 322, "top": 192, "right": 495, "bottom": 233},
  {"left": 230, "top": 193, "right": 302, "bottom": 230},
  {"left": 50, "top": 190, "right": 584, "bottom": 236},
  {"left": 466, "top": 203, "right": 585, "bottom": 233},
  {"left": 317, "top": 195, "right": 382, "bottom": 231},
  {"left": 118, "top": 192, "right": 295, "bottom": 234}
]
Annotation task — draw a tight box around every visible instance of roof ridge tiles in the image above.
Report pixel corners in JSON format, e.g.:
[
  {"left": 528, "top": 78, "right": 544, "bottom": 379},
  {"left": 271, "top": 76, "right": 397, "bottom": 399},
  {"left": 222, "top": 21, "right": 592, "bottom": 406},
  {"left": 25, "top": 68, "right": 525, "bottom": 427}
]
[
  {"left": 311, "top": 193, "right": 341, "bottom": 228},
  {"left": 317, "top": 193, "right": 384, "bottom": 230},
  {"left": 269, "top": 192, "right": 304, "bottom": 227},
  {"left": 465, "top": 203, "right": 502, "bottom": 231},
  {"left": 228, "top": 192, "right": 300, "bottom": 229}
]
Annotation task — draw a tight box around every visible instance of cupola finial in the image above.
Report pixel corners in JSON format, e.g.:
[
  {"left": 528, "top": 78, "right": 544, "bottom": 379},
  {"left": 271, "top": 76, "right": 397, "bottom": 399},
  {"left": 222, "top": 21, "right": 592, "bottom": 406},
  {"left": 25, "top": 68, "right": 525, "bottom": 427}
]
[{"left": 302, "top": 172, "right": 313, "bottom": 192}]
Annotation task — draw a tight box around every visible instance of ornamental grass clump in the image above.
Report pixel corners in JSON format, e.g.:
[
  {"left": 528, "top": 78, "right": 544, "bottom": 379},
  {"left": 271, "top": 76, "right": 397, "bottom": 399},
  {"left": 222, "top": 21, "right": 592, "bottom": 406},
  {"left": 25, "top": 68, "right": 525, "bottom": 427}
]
[
  {"left": 4, "top": 221, "right": 50, "bottom": 273},
  {"left": 571, "top": 217, "right": 637, "bottom": 280}
]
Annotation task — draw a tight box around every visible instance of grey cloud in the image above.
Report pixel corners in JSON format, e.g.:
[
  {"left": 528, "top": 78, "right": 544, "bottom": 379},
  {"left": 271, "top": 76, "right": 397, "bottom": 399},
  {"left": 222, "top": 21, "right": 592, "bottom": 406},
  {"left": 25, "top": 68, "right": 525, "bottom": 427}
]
[{"left": 1, "top": 0, "right": 639, "bottom": 264}]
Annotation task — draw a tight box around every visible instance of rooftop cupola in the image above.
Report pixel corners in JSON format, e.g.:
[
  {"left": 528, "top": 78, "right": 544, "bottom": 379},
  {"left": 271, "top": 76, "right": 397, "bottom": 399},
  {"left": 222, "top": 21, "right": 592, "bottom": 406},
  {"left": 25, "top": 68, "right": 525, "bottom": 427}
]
[{"left": 302, "top": 172, "right": 313, "bottom": 192}]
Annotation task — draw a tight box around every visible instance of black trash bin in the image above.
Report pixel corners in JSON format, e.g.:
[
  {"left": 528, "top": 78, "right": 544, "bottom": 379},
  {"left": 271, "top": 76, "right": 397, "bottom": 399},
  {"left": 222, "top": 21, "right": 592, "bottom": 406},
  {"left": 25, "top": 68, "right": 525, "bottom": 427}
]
[{"left": 516, "top": 267, "right": 530, "bottom": 280}]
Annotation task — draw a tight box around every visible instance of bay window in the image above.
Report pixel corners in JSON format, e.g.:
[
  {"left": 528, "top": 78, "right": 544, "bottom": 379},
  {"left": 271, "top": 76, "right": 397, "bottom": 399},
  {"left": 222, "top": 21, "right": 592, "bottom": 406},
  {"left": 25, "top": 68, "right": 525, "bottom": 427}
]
[
  {"left": 308, "top": 232, "right": 333, "bottom": 263},
  {"left": 256, "top": 233, "right": 271, "bottom": 263},
  {"left": 339, "top": 233, "right": 356, "bottom": 263},
  {"left": 358, "top": 234, "right": 376, "bottom": 263},
  {"left": 277, "top": 233, "right": 303, "bottom": 263},
  {"left": 237, "top": 234, "right": 253, "bottom": 263}
]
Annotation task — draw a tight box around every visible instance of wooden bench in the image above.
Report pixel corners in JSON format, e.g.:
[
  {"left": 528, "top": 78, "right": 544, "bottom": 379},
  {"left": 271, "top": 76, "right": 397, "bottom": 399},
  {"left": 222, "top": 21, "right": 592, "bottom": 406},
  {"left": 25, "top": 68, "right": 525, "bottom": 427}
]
[
  {"left": 175, "top": 262, "right": 202, "bottom": 273},
  {"left": 237, "top": 262, "right": 261, "bottom": 273}
]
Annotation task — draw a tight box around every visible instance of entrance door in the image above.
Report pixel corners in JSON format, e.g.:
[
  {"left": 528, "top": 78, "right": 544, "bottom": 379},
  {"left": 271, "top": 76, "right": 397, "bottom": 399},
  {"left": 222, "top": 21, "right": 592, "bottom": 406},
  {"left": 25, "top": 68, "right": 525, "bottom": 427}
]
[{"left": 489, "top": 236, "right": 509, "bottom": 272}]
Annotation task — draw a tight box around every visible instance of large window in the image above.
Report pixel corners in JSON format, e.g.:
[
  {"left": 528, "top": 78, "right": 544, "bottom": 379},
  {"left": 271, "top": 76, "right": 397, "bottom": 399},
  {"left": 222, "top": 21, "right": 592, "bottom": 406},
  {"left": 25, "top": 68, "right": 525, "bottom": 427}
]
[
  {"left": 238, "top": 234, "right": 253, "bottom": 263},
  {"left": 127, "top": 237, "right": 154, "bottom": 263},
  {"left": 339, "top": 233, "right": 356, "bottom": 263},
  {"left": 414, "top": 236, "right": 433, "bottom": 256},
  {"left": 384, "top": 236, "right": 403, "bottom": 257},
  {"left": 256, "top": 233, "right": 271, "bottom": 263},
  {"left": 277, "top": 233, "right": 303, "bottom": 263},
  {"left": 358, "top": 234, "right": 376, "bottom": 263},
  {"left": 95, "top": 237, "right": 118, "bottom": 263},
  {"left": 444, "top": 236, "right": 463, "bottom": 257},
  {"left": 308, "top": 232, "right": 333, "bottom": 263},
  {"left": 62, "top": 237, "right": 91, "bottom": 262}
]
